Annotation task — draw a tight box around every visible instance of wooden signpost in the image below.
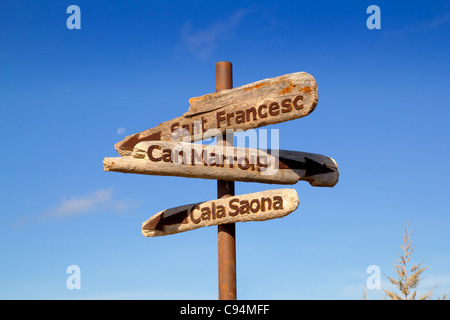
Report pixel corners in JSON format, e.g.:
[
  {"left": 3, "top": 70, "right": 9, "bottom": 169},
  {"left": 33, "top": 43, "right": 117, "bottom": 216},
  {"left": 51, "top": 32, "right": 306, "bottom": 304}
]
[
  {"left": 103, "top": 141, "right": 338, "bottom": 187},
  {"left": 113, "top": 71, "right": 318, "bottom": 157},
  {"left": 103, "top": 61, "right": 339, "bottom": 300},
  {"left": 142, "top": 188, "right": 299, "bottom": 237},
  {"left": 215, "top": 62, "right": 237, "bottom": 300}
]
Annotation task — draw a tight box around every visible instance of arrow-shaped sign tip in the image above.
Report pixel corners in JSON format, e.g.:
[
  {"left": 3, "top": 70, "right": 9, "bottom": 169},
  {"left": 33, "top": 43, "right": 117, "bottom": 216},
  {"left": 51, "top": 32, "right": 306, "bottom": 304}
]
[{"left": 303, "top": 157, "right": 335, "bottom": 177}]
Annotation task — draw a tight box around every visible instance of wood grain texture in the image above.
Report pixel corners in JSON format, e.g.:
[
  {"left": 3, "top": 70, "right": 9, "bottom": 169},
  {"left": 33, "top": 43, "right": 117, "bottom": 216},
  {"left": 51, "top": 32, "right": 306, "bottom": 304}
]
[
  {"left": 114, "top": 72, "right": 318, "bottom": 156},
  {"left": 103, "top": 141, "right": 339, "bottom": 187},
  {"left": 142, "top": 188, "right": 300, "bottom": 237}
]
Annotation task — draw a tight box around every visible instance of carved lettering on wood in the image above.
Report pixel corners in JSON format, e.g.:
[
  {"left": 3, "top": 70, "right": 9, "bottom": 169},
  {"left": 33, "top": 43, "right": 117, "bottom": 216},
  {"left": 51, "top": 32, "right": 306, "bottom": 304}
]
[
  {"left": 103, "top": 141, "right": 339, "bottom": 187},
  {"left": 115, "top": 72, "right": 318, "bottom": 156},
  {"left": 142, "top": 188, "right": 300, "bottom": 237}
]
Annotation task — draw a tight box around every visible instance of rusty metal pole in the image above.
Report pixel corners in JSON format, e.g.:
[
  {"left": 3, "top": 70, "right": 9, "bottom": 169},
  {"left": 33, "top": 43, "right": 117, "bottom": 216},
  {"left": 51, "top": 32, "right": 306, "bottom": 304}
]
[{"left": 216, "top": 61, "right": 237, "bottom": 300}]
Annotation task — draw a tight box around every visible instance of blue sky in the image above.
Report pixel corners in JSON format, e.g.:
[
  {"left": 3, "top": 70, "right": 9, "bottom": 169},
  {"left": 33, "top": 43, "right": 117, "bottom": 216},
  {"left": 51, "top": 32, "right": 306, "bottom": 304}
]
[{"left": 1, "top": 0, "right": 449, "bottom": 299}]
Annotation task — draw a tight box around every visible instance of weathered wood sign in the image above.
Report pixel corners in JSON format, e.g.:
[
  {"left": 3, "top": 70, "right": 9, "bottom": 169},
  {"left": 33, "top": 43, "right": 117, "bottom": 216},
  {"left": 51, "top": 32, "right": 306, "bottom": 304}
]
[
  {"left": 142, "top": 188, "right": 299, "bottom": 237},
  {"left": 102, "top": 62, "right": 337, "bottom": 301},
  {"left": 103, "top": 141, "right": 338, "bottom": 187},
  {"left": 114, "top": 72, "right": 318, "bottom": 156}
]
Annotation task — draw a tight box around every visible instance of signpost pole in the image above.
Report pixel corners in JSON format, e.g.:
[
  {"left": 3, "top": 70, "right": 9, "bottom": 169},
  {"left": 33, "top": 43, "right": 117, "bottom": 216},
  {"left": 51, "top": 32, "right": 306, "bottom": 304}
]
[{"left": 216, "top": 61, "right": 237, "bottom": 300}]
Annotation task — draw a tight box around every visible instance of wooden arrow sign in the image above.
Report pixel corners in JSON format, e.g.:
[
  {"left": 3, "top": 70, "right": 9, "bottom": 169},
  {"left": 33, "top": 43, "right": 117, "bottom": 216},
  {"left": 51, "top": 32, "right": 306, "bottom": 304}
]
[
  {"left": 103, "top": 141, "right": 338, "bottom": 187},
  {"left": 142, "top": 188, "right": 299, "bottom": 237},
  {"left": 114, "top": 72, "right": 318, "bottom": 156}
]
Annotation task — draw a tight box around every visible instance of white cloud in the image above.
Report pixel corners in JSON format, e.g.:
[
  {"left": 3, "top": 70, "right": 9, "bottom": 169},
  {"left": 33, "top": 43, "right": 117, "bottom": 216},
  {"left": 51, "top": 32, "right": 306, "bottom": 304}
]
[
  {"left": 117, "top": 127, "right": 126, "bottom": 135},
  {"left": 181, "top": 9, "right": 251, "bottom": 58},
  {"left": 427, "top": 12, "right": 450, "bottom": 29},
  {"left": 386, "top": 11, "right": 450, "bottom": 37},
  {"left": 14, "top": 187, "right": 141, "bottom": 227},
  {"left": 40, "top": 188, "right": 113, "bottom": 219}
]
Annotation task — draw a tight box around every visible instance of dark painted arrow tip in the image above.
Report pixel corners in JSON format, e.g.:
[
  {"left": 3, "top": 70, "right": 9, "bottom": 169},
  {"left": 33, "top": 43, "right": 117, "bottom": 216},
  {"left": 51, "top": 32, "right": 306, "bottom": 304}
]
[
  {"left": 303, "top": 157, "right": 335, "bottom": 177},
  {"left": 278, "top": 156, "right": 334, "bottom": 177}
]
